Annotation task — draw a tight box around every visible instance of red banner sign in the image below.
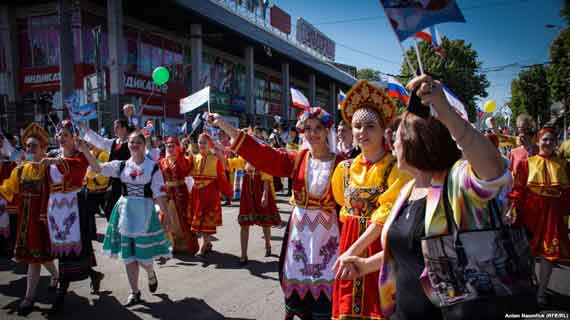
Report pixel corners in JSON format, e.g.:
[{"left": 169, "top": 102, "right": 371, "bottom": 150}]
[
  {"left": 270, "top": 5, "right": 292, "bottom": 35},
  {"left": 19, "top": 64, "right": 96, "bottom": 94}
]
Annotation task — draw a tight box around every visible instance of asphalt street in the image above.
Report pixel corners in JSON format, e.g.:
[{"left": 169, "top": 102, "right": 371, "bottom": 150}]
[{"left": 0, "top": 194, "right": 568, "bottom": 319}]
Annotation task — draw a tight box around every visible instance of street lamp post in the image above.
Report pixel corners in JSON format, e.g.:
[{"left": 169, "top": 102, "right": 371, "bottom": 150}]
[{"left": 92, "top": 25, "right": 103, "bottom": 131}]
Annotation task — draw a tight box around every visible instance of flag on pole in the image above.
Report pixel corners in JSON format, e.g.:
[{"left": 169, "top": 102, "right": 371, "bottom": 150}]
[
  {"left": 337, "top": 90, "right": 346, "bottom": 110},
  {"left": 179, "top": 121, "right": 187, "bottom": 134},
  {"left": 180, "top": 86, "right": 210, "bottom": 114},
  {"left": 414, "top": 26, "right": 445, "bottom": 59},
  {"left": 381, "top": 75, "right": 410, "bottom": 105},
  {"left": 70, "top": 103, "right": 97, "bottom": 123},
  {"left": 442, "top": 85, "right": 468, "bottom": 121},
  {"left": 476, "top": 105, "right": 485, "bottom": 119},
  {"left": 379, "top": 0, "right": 466, "bottom": 42},
  {"left": 291, "top": 88, "right": 311, "bottom": 110}
]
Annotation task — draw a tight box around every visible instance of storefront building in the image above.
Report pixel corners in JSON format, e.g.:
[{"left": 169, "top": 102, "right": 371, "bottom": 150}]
[{"left": 0, "top": 1, "right": 355, "bottom": 134}]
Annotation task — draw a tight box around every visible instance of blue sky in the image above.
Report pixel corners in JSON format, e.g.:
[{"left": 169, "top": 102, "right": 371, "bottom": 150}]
[{"left": 271, "top": 0, "right": 566, "bottom": 110}]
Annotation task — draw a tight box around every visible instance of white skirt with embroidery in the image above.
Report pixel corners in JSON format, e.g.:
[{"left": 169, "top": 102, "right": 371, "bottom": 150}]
[{"left": 282, "top": 206, "right": 340, "bottom": 301}]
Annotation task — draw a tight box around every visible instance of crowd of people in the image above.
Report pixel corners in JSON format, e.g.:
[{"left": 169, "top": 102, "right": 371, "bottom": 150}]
[{"left": 0, "top": 74, "right": 568, "bottom": 319}]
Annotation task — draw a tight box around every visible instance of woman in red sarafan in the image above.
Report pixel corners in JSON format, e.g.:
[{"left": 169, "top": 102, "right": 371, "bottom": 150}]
[
  {"left": 0, "top": 123, "right": 58, "bottom": 315},
  {"left": 238, "top": 160, "right": 281, "bottom": 264},
  {"left": 158, "top": 136, "right": 198, "bottom": 255},
  {"left": 44, "top": 120, "right": 105, "bottom": 312},
  {"left": 208, "top": 108, "right": 344, "bottom": 320},
  {"left": 331, "top": 80, "right": 410, "bottom": 320},
  {"left": 187, "top": 133, "right": 232, "bottom": 256},
  {"left": 510, "top": 127, "right": 570, "bottom": 306}
]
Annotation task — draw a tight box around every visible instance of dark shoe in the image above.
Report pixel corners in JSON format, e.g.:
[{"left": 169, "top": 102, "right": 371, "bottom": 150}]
[
  {"left": 265, "top": 247, "right": 271, "bottom": 257},
  {"left": 90, "top": 271, "right": 104, "bottom": 294},
  {"left": 50, "top": 282, "right": 69, "bottom": 313},
  {"left": 148, "top": 271, "right": 158, "bottom": 293},
  {"left": 200, "top": 243, "right": 213, "bottom": 256},
  {"left": 124, "top": 291, "right": 141, "bottom": 307},
  {"left": 239, "top": 257, "right": 248, "bottom": 266},
  {"left": 223, "top": 200, "right": 231, "bottom": 206},
  {"left": 17, "top": 298, "right": 34, "bottom": 316}
]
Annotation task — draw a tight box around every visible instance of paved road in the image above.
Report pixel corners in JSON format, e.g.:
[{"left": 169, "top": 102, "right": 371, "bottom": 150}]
[
  {"left": 1, "top": 194, "right": 569, "bottom": 320},
  {"left": 0, "top": 196, "right": 293, "bottom": 320}
]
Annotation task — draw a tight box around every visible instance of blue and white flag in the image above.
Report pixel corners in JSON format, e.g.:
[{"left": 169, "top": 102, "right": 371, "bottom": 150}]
[
  {"left": 441, "top": 85, "right": 468, "bottom": 121},
  {"left": 179, "top": 122, "right": 188, "bottom": 134},
  {"left": 70, "top": 103, "right": 97, "bottom": 123},
  {"left": 379, "top": 0, "right": 465, "bottom": 42},
  {"left": 162, "top": 121, "right": 179, "bottom": 137}
]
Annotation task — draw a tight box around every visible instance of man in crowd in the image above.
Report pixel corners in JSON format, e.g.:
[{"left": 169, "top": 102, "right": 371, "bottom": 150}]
[
  {"left": 336, "top": 120, "right": 360, "bottom": 159},
  {"left": 80, "top": 119, "right": 132, "bottom": 221},
  {"left": 508, "top": 113, "right": 538, "bottom": 176}
]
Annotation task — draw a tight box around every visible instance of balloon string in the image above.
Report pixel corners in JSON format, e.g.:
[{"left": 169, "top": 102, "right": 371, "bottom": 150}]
[{"left": 141, "top": 85, "right": 156, "bottom": 114}]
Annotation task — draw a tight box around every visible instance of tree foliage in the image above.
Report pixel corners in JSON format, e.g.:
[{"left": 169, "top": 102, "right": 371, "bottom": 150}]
[
  {"left": 562, "top": 0, "right": 570, "bottom": 24},
  {"left": 548, "top": 28, "right": 570, "bottom": 111},
  {"left": 400, "top": 38, "right": 489, "bottom": 122},
  {"left": 508, "top": 65, "right": 551, "bottom": 125},
  {"left": 356, "top": 68, "right": 381, "bottom": 81}
]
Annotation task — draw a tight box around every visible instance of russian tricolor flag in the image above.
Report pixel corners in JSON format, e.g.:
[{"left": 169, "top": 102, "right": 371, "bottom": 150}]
[
  {"left": 415, "top": 26, "right": 446, "bottom": 59},
  {"left": 337, "top": 90, "right": 346, "bottom": 110},
  {"left": 291, "top": 88, "right": 311, "bottom": 110},
  {"left": 383, "top": 76, "right": 410, "bottom": 105}
]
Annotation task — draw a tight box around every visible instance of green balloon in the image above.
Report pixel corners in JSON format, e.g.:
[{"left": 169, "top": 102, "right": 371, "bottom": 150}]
[{"left": 152, "top": 66, "right": 170, "bottom": 86}]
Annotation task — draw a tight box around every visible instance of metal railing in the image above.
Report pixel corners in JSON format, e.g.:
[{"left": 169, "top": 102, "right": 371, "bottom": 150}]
[{"left": 209, "top": 0, "right": 333, "bottom": 63}]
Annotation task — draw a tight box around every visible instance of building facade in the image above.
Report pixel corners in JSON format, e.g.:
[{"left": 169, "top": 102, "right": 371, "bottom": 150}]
[{"left": 0, "top": 0, "right": 355, "bottom": 134}]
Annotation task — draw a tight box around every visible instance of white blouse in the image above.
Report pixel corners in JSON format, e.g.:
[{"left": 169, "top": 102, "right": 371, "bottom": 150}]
[
  {"left": 307, "top": 157, "right": 334, "bottom": 197},
  {"left": 100, "top": 158, "right": 165, "bottom": 198}
]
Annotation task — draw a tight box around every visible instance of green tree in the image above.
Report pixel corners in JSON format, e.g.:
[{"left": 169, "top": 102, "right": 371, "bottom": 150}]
[
  {"left": 400, "top": 38, "right": 489, "bottom": 122},
  {"left": 508, "top": 65, "right": 551, "bottom": 125},
  {"left": 562, "top": 0, "right": 570, "bottom": 23},
  {"left": 548, "top": 28, "right": 570, "bottom": 114},
  {"left": 356, "top": 68, "right": 381, "bottom": 81}
]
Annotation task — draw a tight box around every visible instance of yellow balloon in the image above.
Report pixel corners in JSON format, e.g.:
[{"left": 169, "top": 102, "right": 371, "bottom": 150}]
[{"left": 484, "top": 100, "right": 497, "bottom": 113}]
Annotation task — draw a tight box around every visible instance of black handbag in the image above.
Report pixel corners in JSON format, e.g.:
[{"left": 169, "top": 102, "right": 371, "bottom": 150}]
[{"left": 420, "top": 176, "right": 538, "bottom": 319}]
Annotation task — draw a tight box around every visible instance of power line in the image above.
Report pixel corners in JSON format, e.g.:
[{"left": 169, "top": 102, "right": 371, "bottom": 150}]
[{"left": 336, "top": 42, "right": 401, "bottom": 65}]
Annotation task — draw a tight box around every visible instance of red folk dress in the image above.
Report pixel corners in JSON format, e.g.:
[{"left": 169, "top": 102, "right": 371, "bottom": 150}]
[
  {"left": 512, "top": 155, "right": 570, "bottom": 263},
  {"left": 158, "top": 155, "right": 198, "bottom": 254},
  {"left": 238, "top": 165, "right": 281, "bottom": 227},
  {"left": 0, "top": 163, "right": 52, "bottom": 263},
  {"left": 230, "top": 132, "right": 344, "bottom": 319},
  {"left": 188, "top": 152, "right": 232, "bottom": 235}
]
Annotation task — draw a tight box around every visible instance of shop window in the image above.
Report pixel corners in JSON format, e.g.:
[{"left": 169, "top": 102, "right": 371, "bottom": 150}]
[
  {"left": 233, "top": 64, "right": 246, "bottom": 97},
  {"left": 270, "top": 81, "right": 282, "bottom": 102},
  {"left": 139, "top": 41, "right": 152, "bottom": 74},
  {"left": 151, "top": 45, "right": 162, "bottom": 70},
  {"left": 18, "top": 15, "right": 61, "bottom": 67},
  {"left": 316, "top": 91, "right": 330, "bottom": 110},
  {"left": 81, "top": 12, "right": 109, "bottom": 66},
  {"left": 72, "top": 10, "right": 81, "bottom": 63},
  {"left": 123, "top": 27, "right": 138, "bottom": 73}
]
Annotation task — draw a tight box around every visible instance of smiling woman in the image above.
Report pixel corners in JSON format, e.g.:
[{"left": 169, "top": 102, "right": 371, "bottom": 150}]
[
  {"left": 510, "top": 126, "right": 570, "bottom": 306},
  {"left": 331, "top": 80, "right": 411, "bottom": 320},
  {"left": 207, "top": 107, "right": 344, "bottom": 320}
]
